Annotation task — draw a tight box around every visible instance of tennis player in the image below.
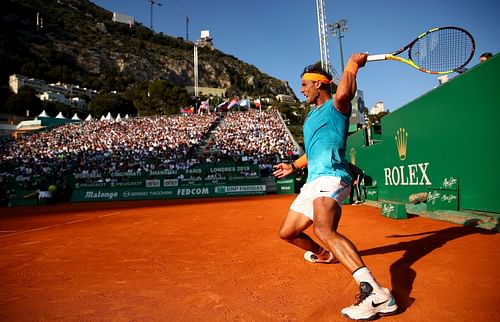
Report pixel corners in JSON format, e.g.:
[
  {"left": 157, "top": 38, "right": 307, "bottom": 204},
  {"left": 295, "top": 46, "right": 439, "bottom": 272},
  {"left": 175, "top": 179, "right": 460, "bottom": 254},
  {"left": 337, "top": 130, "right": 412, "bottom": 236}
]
[{"left": 273, "top": 53, "right": 398, "bottom": 320}]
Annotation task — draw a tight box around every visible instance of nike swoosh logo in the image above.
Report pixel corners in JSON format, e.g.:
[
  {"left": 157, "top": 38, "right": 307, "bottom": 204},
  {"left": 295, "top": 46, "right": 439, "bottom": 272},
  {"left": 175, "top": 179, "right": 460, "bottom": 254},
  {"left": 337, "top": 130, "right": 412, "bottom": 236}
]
[
  {"left": 319, "top": 190, "right": 332, "bottom": 192},
  {"left": 372, "top": 300, "right": 389, "bottom": 308}
]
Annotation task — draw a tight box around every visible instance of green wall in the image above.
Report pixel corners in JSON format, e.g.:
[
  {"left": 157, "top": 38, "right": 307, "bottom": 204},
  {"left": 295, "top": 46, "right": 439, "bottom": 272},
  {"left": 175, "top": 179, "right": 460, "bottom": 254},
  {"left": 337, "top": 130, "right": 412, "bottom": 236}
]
[{"left": 347, "top": 54, "right": 500, "bottom": 214}]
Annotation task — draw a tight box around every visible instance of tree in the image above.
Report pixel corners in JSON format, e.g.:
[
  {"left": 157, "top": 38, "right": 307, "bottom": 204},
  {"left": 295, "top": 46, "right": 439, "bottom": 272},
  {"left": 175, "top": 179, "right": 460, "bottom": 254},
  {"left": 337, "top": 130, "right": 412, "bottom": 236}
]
[
  {"left": 87, "top": 93, "right": 136, "bottom": 118},
  {"left": 162, "top": 82, "right": 191, "bottom": 115},
  {"left": 123, "top": 81, "right": 150, "bottom": 116},
  {"left": 4, "top": 87, "right": 43, "bottom": 116},
  {"left": 41, "top": 100, "right": 72, "bottom": 118},
  {"left": 0, "top": 86, "right": 13, "bottom": 113},
  {"left": 124, "top": 80, "right": 192, "bottom": 116}
]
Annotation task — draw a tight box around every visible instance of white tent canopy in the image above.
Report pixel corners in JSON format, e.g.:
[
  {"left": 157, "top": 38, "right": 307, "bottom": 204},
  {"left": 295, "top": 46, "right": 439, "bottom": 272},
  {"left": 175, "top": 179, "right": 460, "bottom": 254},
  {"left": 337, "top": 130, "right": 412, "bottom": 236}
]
[
  {"left": 55, "top": 112, "right": 65, "bottom": 119},
  {"left": 105, "top": 112, "right": 114, "bottom": 121},
  {"left": 85, "top": 114, "right": 93, "bottom": 121},
  {"left": 38, "top": 110, "right": 49, "bottom": 118},
  {"left": 71, "top": 113, "right": 81, "bottom": 121}
]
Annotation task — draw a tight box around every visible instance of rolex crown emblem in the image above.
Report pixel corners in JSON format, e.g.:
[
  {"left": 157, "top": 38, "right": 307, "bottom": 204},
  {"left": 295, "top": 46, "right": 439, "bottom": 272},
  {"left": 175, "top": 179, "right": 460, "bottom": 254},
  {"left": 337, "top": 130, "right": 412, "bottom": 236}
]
[{"left": 395, "top": 128, "right": 408, "bottom": 161}]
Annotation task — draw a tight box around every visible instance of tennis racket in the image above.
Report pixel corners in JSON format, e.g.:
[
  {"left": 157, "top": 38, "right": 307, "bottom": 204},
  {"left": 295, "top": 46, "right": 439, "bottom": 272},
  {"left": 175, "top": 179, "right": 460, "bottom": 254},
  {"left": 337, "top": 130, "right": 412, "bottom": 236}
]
[{"left": 367, "top": 26, "right": 475, "bottom": 74}]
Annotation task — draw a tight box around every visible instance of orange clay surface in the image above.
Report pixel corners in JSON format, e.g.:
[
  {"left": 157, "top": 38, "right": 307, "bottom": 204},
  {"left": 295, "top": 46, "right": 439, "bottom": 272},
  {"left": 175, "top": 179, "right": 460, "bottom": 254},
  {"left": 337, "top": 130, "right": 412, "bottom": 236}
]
[{"left": 0, "top": 195, "right": 498, "bottom": 322}]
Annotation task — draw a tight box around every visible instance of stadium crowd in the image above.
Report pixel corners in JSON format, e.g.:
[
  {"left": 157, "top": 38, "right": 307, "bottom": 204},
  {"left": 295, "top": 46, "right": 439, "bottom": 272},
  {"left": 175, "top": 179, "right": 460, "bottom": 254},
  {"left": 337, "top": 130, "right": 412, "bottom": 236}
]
[
  {"left": 0, "top": 110, "right": 299, "bottom": 203},
  {"left": 205, "top": 110, "right": 298, "bottom": 175}
]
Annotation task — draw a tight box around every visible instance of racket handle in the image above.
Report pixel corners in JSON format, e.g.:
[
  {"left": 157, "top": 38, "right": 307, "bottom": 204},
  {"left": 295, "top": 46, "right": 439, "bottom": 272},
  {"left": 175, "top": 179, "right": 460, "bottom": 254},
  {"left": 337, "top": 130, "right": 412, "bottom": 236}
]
[{"left": 367, "top": 54, "right": 387, "bottom": 62}]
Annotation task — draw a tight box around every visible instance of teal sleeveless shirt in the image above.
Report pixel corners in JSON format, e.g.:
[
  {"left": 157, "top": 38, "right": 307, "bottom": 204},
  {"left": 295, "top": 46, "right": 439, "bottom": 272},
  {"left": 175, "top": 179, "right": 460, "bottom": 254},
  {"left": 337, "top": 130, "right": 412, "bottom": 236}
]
[{"left": 303, "top": 98, "right": 351, "bottom": 183}]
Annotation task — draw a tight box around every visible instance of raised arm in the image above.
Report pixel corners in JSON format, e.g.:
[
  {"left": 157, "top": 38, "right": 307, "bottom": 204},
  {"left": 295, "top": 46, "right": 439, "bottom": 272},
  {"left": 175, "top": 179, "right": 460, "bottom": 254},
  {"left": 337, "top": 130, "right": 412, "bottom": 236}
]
[{"left": 334, "top": 53, "right": 368, "bottom": 114}]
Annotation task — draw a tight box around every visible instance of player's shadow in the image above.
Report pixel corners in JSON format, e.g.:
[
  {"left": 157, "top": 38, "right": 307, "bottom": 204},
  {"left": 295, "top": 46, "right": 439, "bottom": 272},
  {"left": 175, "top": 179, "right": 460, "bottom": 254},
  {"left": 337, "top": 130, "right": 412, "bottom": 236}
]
[{"left": 359, "top": 219, "right": 496, "bottom": 314}]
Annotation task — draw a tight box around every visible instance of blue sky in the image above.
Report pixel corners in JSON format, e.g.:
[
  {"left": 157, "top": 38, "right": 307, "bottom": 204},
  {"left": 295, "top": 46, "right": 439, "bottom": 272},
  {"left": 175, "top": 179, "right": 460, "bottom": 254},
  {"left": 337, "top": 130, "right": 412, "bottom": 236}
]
[{"left": 92, "top": 0, "right": 500, "bottom": 112}]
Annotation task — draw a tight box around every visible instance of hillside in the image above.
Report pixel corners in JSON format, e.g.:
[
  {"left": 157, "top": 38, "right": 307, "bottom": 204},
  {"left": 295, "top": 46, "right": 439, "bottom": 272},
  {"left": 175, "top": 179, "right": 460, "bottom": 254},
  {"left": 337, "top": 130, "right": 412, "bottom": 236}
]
[{"left": 0, "top": 0, "right": 296, "bottom": 99}]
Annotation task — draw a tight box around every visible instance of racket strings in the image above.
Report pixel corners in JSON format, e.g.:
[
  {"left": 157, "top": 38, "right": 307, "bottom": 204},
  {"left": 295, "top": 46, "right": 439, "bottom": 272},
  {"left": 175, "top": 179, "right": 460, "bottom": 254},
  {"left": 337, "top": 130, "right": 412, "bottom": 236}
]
[{"left": 410, "top": 28, "right": 474, "bottom": 73}]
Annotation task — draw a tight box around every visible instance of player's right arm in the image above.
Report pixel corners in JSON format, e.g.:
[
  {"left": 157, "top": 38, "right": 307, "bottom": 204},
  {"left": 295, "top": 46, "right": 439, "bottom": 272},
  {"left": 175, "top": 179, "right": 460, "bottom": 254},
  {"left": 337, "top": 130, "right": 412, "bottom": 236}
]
[{"left": 334, "top": 53, "right": 367, "bottom": 114}]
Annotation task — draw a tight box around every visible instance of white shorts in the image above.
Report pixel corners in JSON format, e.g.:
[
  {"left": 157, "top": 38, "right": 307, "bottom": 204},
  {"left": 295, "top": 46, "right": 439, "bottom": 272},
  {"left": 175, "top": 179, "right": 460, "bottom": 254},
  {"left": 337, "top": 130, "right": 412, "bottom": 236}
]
[{"left": 290, "top": 176, "right": 351, "bottom": 220}]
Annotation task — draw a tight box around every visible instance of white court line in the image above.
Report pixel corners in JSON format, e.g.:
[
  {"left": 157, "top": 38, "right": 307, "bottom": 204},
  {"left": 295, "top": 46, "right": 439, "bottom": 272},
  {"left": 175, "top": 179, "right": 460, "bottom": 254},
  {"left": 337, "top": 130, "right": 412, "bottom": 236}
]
[{"left": 0, "top": 211, "right": 121, "bottom": 238}]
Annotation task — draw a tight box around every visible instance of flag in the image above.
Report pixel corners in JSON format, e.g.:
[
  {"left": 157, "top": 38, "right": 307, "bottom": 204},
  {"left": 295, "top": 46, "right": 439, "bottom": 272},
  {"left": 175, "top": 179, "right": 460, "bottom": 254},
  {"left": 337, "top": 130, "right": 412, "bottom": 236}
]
[
  {"left": 357, "top": 96, "right": 365, "bottom": 125},
  {"left": 238, "top": 99, "right": 249, "bottom": 108},
  {"left": 217, "top": 100, "right": 229, "bottom": 111},
  {"left": 227, "top": 98, "right": 239, "bottom": 109},
  {"left": 255, "top": 98, "right": 261, "bottom": 111},
  {"left": 181, "top": 106, "right": 194, "bottom": 114},
  {"left": 198, "top": 99, "right": 209, "bottom": 114}
]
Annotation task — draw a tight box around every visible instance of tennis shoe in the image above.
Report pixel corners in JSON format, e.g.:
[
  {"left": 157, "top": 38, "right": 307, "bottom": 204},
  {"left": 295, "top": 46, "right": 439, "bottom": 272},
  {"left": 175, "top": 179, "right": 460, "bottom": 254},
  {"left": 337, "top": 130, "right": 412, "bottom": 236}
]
[
  {"left": 304, "top": 250, "right": 338, "bottom": 263},
  {"left": 341, "top": 282, "right": 397, "bottom": 320}
]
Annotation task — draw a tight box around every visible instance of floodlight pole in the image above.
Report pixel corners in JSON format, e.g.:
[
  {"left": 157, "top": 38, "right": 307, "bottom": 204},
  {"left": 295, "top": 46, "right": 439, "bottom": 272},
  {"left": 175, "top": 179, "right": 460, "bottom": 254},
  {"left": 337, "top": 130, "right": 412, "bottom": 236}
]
[
  {"left": 148, "top": 0, "right": 162, "bottom": 30},
  {"left": 330, "top": 19, "right": 348, "bottom": 73},
  {"left": 194, "top": 44, "right": 198, "bottom": 96},
  {"left": 316, "top": 0, "right": 331, "bottom": 74}
]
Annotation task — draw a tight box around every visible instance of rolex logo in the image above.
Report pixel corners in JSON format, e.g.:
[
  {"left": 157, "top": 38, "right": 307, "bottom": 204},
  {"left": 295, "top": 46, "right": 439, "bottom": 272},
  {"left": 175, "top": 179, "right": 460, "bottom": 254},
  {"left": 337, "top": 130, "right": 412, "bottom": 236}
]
[{"left": 395, "top": 128, "right": 408, "bottom": 161}]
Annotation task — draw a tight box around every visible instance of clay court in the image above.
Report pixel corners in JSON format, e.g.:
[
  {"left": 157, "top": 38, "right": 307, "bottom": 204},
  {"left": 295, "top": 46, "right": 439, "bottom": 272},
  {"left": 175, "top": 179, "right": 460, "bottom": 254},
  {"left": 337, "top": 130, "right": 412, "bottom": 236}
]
[{"left": 0, "top": 195, "right": 498, "bottom": 321}]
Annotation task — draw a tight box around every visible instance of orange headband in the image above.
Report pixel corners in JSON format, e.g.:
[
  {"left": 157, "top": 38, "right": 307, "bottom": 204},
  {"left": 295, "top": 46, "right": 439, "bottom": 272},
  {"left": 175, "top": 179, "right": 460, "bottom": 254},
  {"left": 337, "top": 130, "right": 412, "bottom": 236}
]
[{"left": 302, "top": 72, "right": 332, "bottom": 84}]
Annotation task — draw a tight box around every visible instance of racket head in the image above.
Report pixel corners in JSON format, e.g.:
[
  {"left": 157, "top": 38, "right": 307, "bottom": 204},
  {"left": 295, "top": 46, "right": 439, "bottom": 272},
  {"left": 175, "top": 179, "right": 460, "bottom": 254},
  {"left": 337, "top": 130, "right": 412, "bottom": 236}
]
[{"left": 407, "top": 26, "right": 475, "bottom": 74}]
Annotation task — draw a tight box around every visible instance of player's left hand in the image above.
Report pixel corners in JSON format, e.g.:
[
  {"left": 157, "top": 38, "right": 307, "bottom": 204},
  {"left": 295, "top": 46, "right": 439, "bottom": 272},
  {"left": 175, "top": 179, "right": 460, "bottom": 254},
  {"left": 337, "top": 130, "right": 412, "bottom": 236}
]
[{"left": 273, "top": 163, "right": 294, "bottom": 179}]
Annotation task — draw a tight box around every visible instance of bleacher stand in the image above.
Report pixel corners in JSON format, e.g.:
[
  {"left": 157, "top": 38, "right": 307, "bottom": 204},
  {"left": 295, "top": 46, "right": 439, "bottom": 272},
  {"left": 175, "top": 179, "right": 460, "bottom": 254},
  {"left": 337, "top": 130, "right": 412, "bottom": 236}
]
[{"left": 0, "top": 110, "right": 300, "bottom": 204}]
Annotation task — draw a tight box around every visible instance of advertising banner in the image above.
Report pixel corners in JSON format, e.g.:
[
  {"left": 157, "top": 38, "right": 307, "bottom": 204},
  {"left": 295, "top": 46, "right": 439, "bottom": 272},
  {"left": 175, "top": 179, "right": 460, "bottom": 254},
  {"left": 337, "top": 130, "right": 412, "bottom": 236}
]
[{"left": 71, "top": 184, "right": 266, "bottom": 202}]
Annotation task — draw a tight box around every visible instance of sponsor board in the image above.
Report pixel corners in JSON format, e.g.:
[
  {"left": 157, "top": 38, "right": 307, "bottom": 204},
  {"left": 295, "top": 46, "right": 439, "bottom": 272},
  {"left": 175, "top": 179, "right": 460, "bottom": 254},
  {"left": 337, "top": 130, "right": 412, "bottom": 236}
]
[
  {"left": 163, "top": 179, "right": 178, "bottom": 187},
  {"left": 381, "top": 202, "right": 407, "bottom": 219},
  {"left": 73, "top": 188, "right": 176, "bottom": 201},
  {"left": 276, "top": 178, "right": 295, "bottom": 194},
  {"left": 427, "top": 189, "right": 459, "bottom": 211},
  {"left": 71, "top": 183, "right": 266, "bottom": 202},
  {"left": 145, "top": 179, "right": 161, "bottom": 188},
  {"left": 215, "top": 185, "right": 266, "bottom": 195},
  {"left": 177, "top": 187, "right": 210, "bottom": 197}
]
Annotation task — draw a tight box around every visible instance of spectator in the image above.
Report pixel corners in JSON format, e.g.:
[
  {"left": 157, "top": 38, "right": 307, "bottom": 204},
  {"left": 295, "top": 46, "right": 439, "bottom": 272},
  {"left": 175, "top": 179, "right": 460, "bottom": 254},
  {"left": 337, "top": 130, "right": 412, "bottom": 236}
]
[
  {"left": 347, "top": 162, "right": 364, "bottom": 205},
  {"left": 0, "top": 111, "right": 300, "bottom": 200}
]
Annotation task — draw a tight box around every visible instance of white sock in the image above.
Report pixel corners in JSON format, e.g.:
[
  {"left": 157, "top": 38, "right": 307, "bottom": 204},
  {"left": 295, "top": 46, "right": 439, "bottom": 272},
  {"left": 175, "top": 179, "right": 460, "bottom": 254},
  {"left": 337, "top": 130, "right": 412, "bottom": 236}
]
[{"left": 352, "top": 267, "right": 385, "bottom": 294}]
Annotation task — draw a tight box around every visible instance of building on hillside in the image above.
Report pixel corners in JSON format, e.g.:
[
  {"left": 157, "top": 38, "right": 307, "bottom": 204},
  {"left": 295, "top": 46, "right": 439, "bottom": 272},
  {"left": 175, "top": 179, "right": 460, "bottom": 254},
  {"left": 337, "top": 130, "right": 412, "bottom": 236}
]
[
  {"left": 276, "top": 94, "right": 296, "bottom": 104},
  {"left": 9, "top": 74, "right": 48, "bottom": 94},
  {"left": 112, "top": 12, "right": 134, "bottom": 27},
  {"left": 48, "top": 82, "right": 97, "bottom": 98},
  {"left": 197, "top": 30, "right": 213, "bottom": 49},
  {"left": 370, "top": 101, "right": 385, "bottom": 115},
  {"left": 185, "top": 86, "right": 226, "bottom": 98},
  {"left": 70, "top": 97, "right": 86, "bottom": 109},
  {"left": 9, "top": 74, "right": 97, "bottom": 98},
  {"left": 38, "top": 91, "right": 70, "bottom": 105}
]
